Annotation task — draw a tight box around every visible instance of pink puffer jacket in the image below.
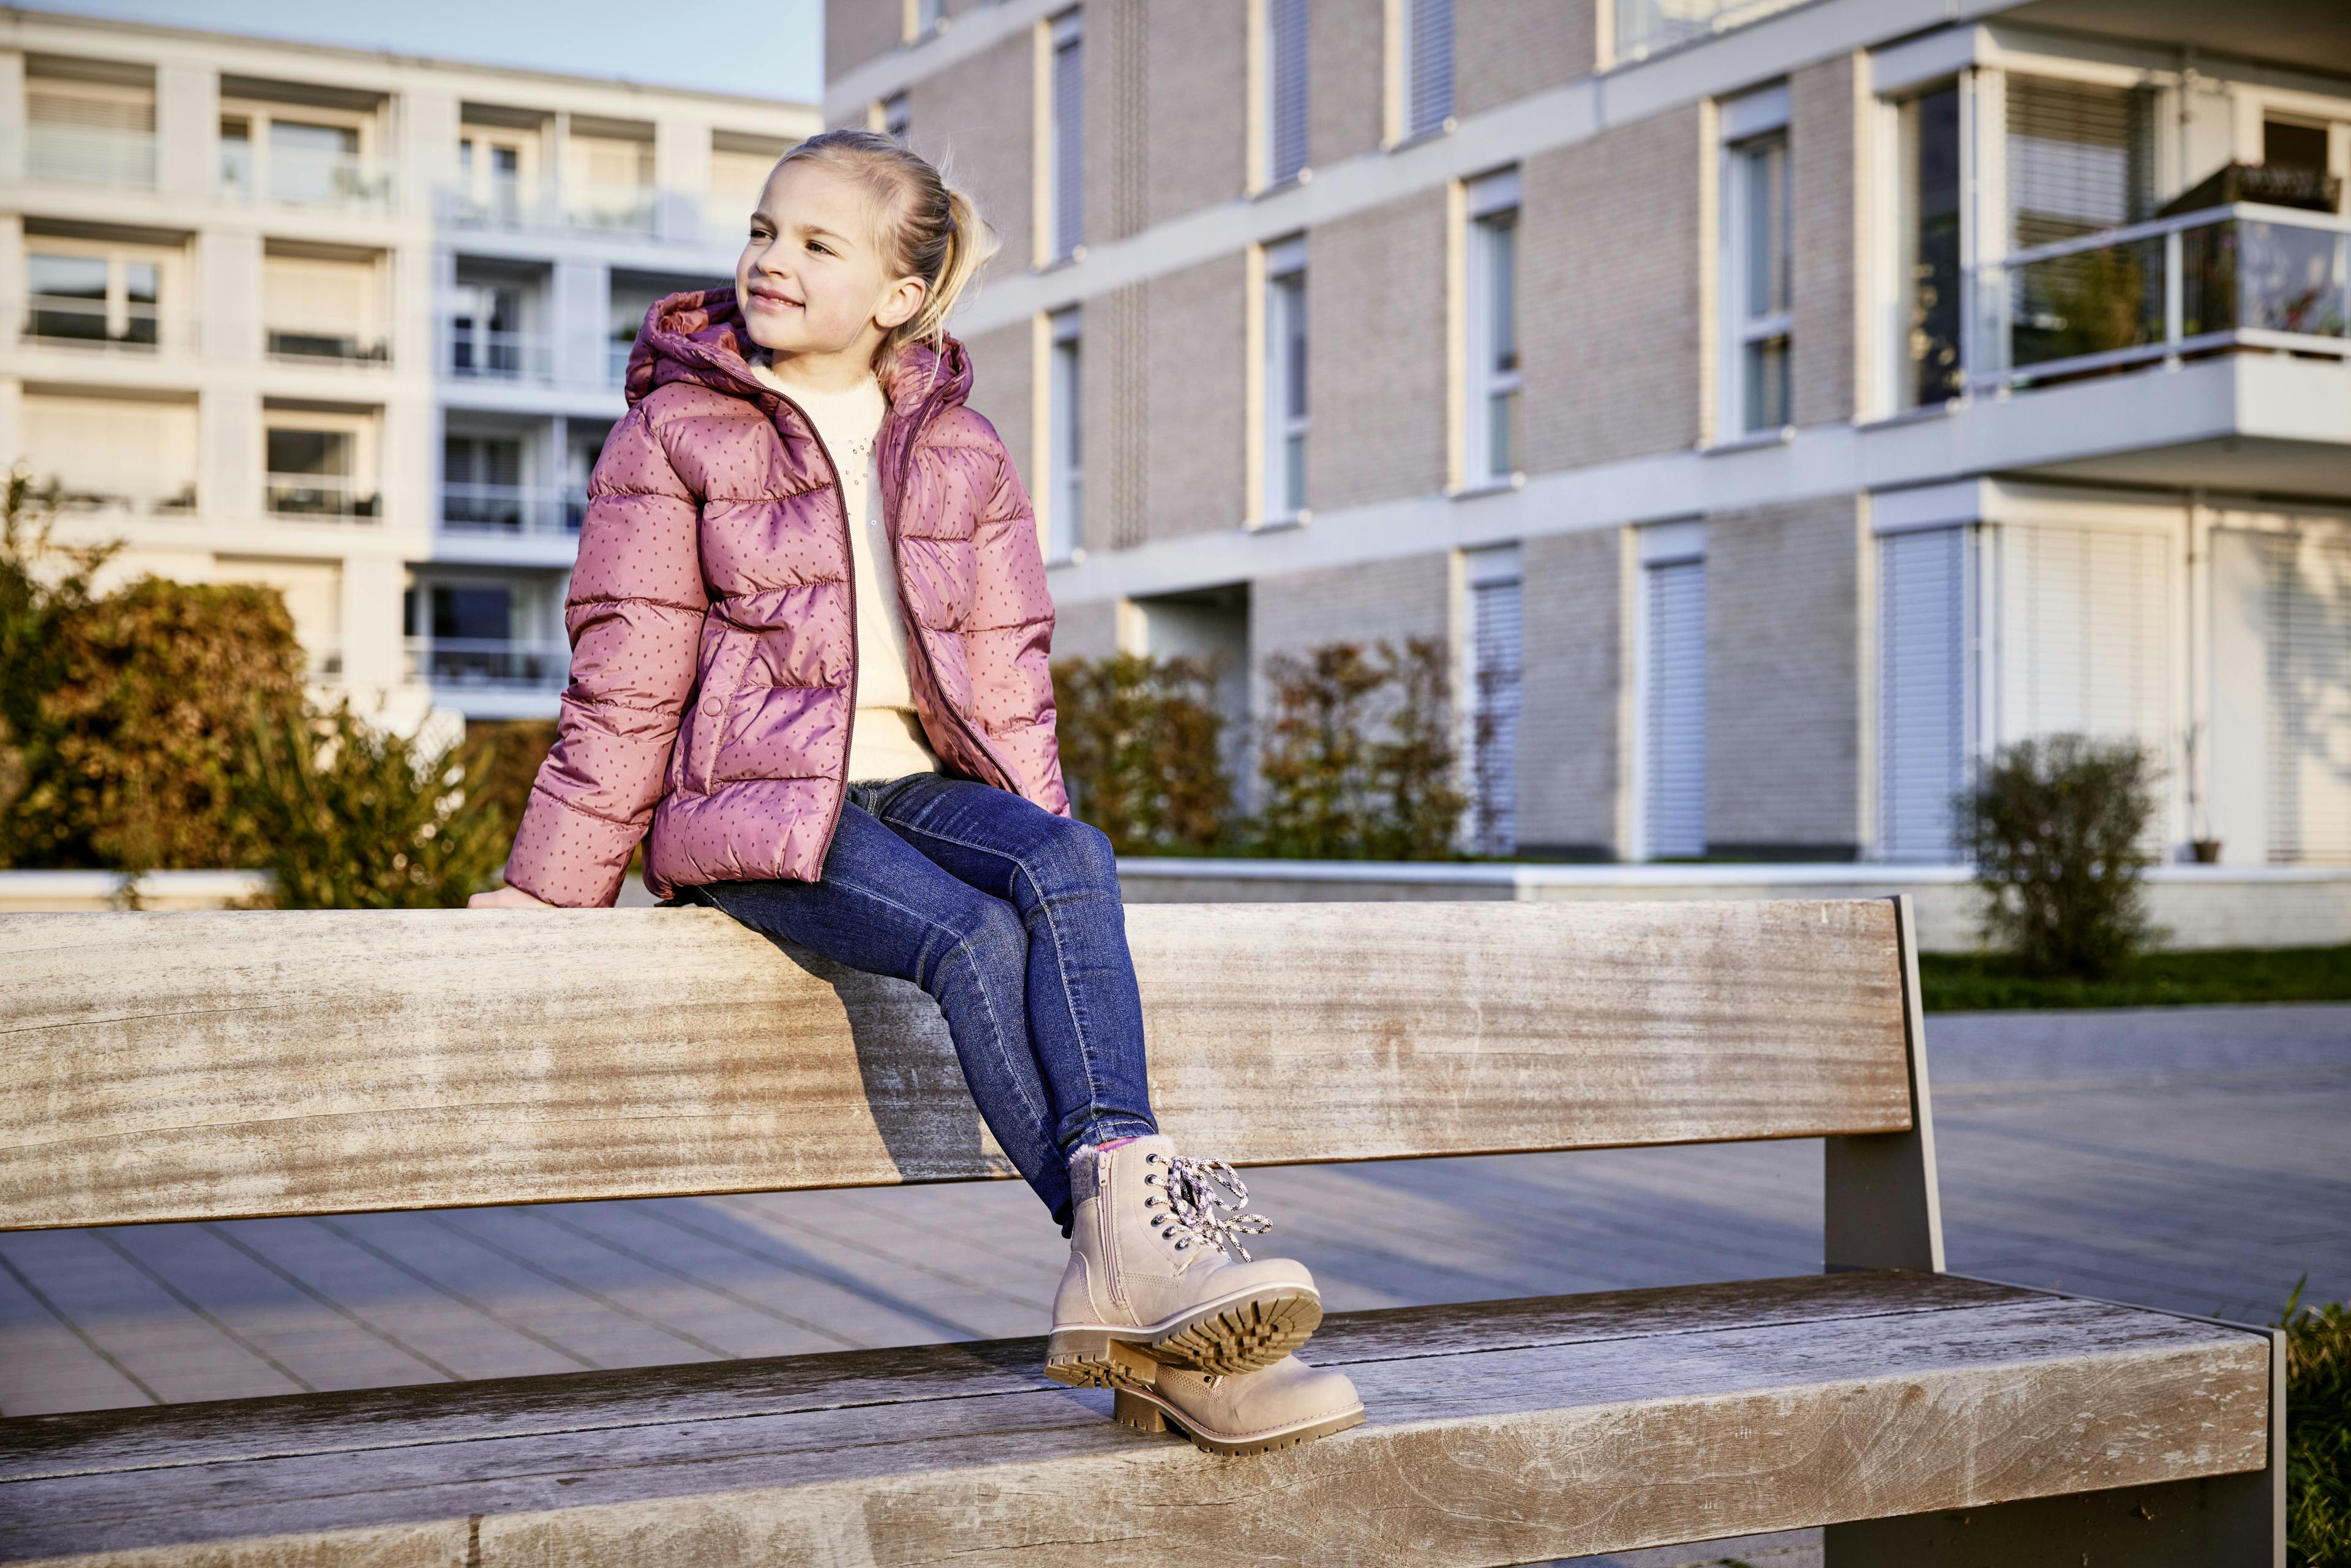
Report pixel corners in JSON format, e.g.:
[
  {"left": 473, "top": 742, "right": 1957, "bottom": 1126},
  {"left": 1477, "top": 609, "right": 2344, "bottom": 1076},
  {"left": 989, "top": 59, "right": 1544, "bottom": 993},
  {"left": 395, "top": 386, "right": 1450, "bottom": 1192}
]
[{"left": 501, "top": 288, "right": 1068, "bottom": 907}]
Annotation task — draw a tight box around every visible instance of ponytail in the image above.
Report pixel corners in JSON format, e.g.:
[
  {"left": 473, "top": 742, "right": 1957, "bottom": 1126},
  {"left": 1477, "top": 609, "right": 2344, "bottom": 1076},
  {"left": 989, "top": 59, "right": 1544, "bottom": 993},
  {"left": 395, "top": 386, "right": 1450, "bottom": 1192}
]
[{"left": 771, "top": 129, "right": 1001, "bottom": 372}]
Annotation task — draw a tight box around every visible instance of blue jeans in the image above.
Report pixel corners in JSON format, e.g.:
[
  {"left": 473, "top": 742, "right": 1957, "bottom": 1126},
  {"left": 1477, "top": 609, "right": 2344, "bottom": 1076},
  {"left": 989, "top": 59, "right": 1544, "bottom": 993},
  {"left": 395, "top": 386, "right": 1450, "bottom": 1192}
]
[{"left": 677, "top": 773, "right": 1158, "bottom": 1230}]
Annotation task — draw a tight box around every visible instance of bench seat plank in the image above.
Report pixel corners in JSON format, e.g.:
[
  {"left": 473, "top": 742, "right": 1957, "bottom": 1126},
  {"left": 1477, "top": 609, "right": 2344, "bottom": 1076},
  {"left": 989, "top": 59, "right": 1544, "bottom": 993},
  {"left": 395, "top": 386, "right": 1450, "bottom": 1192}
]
[
  {"left": 0, "top": 1273, "right": 2268, "bottom": 1567},
  {"left": 0, "top": 902, "right": 1912, "bottom": 1228}
]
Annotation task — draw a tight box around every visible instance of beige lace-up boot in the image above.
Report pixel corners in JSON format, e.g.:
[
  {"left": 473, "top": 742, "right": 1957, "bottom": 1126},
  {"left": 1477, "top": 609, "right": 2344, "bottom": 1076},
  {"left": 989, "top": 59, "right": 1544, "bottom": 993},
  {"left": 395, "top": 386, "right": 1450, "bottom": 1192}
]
[
  {"left": 1044, "top": 1135, "right": 1321, "bottom": 1387},
  {"left": 1112, "top": 1354, "right": 1366, "bottom": 1457}
]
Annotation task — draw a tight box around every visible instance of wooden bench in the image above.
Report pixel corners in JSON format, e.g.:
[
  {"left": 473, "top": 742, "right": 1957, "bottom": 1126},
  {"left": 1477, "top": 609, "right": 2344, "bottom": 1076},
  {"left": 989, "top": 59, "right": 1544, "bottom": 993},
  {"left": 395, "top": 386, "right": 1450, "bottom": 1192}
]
[{"left": 0, "top": 897, "right": 2283, "bottom": 1566}]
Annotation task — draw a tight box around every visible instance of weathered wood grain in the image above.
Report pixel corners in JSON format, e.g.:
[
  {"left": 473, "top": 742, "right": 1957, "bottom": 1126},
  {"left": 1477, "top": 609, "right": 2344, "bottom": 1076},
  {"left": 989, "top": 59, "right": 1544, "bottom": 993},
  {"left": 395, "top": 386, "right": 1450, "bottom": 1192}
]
[
  {"left": 0, "top": 901, "right": 1911, "bottom": 1229},
  {"left": 0, "top": 1277, "right": 2268, "bottom": 1566}
]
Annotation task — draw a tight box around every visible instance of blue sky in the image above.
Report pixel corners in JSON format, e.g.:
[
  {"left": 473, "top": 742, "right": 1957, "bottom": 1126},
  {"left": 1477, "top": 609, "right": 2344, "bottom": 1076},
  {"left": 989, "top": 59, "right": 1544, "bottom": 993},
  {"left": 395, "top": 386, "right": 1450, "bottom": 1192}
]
[{"left": 37, "top": 0, "right": 827, "bottom": 104}]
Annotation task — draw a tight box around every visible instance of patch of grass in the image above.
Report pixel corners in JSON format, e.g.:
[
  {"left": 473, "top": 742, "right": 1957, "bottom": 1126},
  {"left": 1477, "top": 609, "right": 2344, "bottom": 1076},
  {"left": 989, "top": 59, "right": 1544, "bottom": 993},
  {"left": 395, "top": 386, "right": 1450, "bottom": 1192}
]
[
  {"left": 1919, "top": 945, "right": 2351, "bottom": 1012},
  {"left": 2286, "top": 1285, "right": 2350, "bottom": 1567}
]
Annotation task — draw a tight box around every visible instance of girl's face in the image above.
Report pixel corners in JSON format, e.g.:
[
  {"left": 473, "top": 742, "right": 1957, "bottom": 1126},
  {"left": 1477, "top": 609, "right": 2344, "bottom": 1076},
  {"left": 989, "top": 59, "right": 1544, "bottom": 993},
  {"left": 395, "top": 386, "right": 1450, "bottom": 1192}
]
[{"left": 736, "top": 160, "right": 923, "bottom": 366}]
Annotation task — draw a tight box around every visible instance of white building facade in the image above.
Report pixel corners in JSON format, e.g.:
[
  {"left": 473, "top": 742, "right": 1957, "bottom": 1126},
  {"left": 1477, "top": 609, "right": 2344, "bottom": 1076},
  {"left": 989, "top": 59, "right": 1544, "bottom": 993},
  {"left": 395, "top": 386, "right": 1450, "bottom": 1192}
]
[
  {"left": 0, "top": 10, "right": 815, "bottom": 727},
  {"left": 830, "top": 0, "right": 2351, "bottom": 868}
]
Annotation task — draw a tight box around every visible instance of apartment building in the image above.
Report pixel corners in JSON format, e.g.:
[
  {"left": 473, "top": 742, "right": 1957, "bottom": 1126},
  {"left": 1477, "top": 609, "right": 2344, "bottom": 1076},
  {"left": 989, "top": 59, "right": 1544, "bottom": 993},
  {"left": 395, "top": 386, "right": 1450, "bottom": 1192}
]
[
  {"left": 0, "top": 9, "right": 814, "bottom": 726},
  {"left": 829, "top": 0, "right": 2351, "bottom": 865}
]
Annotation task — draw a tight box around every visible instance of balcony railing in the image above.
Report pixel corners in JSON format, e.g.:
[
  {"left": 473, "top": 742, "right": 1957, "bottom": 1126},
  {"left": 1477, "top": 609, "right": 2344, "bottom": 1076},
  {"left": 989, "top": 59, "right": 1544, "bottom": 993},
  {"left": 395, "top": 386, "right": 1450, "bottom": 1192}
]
[
  {"left": 405, "top": 637, "right": 569, "bottom": 689},
  {"left": 445, "top": 325, "right": 553, "bottom": 383},
  {"left": 266, "top": 330, "right": 391, "bottom": 367},
  {"left": 50, "top": 483, "right": 197, "bottom": 517},
  {"left": 22, "top": 295, "right": 165, "bottom": 353},
  {"left": 266, "top": 473, "right": 381, "bottom": 520},
  {"left": 1613, "top": 0, "right": 1805, "bottom": 61},
  {"left": 220, "top": 144, "right": 396, "bottom": 211},
  {"left": 440, "top": 482, "right": 590, "bottom": 535},
  {"left": 1972, "top": 202, "right": 2351, "bottom": 390},
  {"left": 437, "top": 180, "right": 659, "bottom": 237},
  {"left": 26, "top": 122, "right": 157, "bottom": 189},
  {"left": 565, "top": 180, "right": 658, "bottom": 234}
]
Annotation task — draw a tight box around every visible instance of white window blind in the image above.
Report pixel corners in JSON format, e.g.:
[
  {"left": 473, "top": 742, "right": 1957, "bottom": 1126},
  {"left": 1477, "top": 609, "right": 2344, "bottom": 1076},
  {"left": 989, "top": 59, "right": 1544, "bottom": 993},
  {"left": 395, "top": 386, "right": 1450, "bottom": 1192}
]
[
  {"left": 1048, "top": 311, "right": 1083, "bottom": 563},
  {"left": 23, "top": 394, "right": 196, "bottom": 510},
  {"left": 566, "top": 134, "right": 652, "bottom": 190},
  {"left": 1403, "top": 0, "right": 1453, "bottom": 138},
  {"left": 2262, "top": 533, "right": 2351, "bottom": 863},
  {"left": 1052, "top": 12, "right": 1084, "bottom": 259},
  {"left": 27, "top": 84, "right": 152, "bottom": 132},
  {"left": 262, "top": 255, "right": 375, "bottom": 334},
  {"left": 1990, "top": 523, "right": 2170, "bottom": 751},
  {"left": 1644, "top": 556, "right": 1708, "bottom": 858},
  {"left": 1878, "top": 527, "right": 1971, "bottom": 861},
  {"left": 2006, "top": 75, "right": 2154, "bottom": 250},
  {"left": 1469, "top": 552, "right": 1524, "bottom": 855},
  {"left": 1267, "top": 0, "right": 1309, "bottom": 185}
]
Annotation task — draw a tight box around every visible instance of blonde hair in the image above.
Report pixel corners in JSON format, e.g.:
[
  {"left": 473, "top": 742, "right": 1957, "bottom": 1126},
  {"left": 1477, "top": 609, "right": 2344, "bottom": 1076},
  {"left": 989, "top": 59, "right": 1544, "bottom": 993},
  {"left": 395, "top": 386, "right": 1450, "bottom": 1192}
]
[{"left": 770, "top": 129, "right": 1000, "bottom": 370}]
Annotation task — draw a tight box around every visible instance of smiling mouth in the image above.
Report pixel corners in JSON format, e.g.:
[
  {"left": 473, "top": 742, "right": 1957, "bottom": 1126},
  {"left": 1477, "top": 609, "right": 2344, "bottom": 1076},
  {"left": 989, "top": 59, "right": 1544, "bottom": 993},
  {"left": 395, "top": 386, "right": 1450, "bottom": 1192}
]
[{"left": 748, "top": 291, "right": 803, "bottom": 310}]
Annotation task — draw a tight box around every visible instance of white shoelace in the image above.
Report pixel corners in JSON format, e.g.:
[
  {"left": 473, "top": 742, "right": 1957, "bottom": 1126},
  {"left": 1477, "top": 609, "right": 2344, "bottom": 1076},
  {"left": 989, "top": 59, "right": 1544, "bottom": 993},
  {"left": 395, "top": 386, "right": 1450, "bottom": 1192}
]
[{"left": 1147, "top": 1152, "right": 1275, "bottom": 1262}]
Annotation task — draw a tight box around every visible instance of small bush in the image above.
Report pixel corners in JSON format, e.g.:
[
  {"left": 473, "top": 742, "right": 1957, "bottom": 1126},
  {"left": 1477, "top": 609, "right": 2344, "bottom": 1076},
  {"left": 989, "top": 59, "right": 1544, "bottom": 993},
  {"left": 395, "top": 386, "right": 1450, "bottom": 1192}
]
[
  {"left": 1253, "top": 637, "right": 1466, "bottom": 859},
  {"left": 1049, "top": 652, "right": 1231, "bottom": 854},
  {"left": 1957, "top": 732, "right": 2161, "bottom": 977},
  {"left": 234, "top": 702, "right": 512, "bottom": 908},
  {"left": 2284, "top": 1284, "right": 2350, "bottom": 1566}
]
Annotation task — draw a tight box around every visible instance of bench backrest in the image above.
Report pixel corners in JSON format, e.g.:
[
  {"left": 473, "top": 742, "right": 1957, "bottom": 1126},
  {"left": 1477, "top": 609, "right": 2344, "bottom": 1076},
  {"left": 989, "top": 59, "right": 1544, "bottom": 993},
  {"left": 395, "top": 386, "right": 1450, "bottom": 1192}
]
[{"left": 0, "top": 898, "right": 1927, "bottom": 1236}]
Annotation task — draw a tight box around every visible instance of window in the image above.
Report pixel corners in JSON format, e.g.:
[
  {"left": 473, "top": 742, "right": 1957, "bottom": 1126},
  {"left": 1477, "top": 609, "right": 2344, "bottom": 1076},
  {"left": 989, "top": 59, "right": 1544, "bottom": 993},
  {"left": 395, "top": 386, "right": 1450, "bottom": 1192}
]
[
  {"left": 265, "top": 416, "right": 378, "bottom": 519},
  {"left": 1877, "top": 526, "right": 1974, "bottom": 861},
  {"left": 269, "top": 119, "right": 361, "bottom": 206},
  {"left": 1262, "top": 238, "right": 1308, "bottom": 522},
  {"left": 1639, "top": 524, "right": 1707, "bottom": 860},
  {"left": 457, "top": 127, "right": 531, "bottom": 223},
  {"left": 1615, "top": 0, "right": 1804, "bottom": 61},
  {"left": 1401, "top": 0, "right": 1454, "bottom": 140},
  {"left": 1464, "top": 170, "right": 1521, "bottom": 485},
  {"left": 883, "top": 92, "right": 911, "bottom": 143},
  {"left": 26, "top": 73, "right": 155, "bottom": 189},
  {"left": 1050, "top": 10, "right": 1084, "bottom": 261},
  {"left": 1264, "top": 0, "right": 1308, "bottom": 187},
  {"left": 451, "top": 279, "right": 530, "bottom": 380},
  {"left": 263, "top": 251, "right": 384, "bottom": 364},
  {"left": 566, "top": 130, "right": 656, "bottom": 231},
  {"left": 2006, "top": 77, "right": 2153, "bottom": 252},
  {"left": 443, "top": 435, "right": 527, "bottom": 531},
  {"left": 2256, "top": 533, "right": 2351, "bottom": 863},
  {"left": 1724, "top": 127, "right": 1791, "bottom": 435},
  {"left": 915, "top": 0, "right": 947, "bottom": 36},
  {"left": 2264, "top": 118, "right": 2330, "bottom": 176},
  {"left": 1466, "top": 544, "right": 1523, "bottom": 855},
  {"left": 21, "top": 392, "right": 195, "bottom": 514},
  {"left": 1048, "top": 309, "right": 1084, "bottom": 563},
  {"left": 711, "top": 133, "right": 787, "bottom": 229},
  {"left": 24, "top": 250, "right": 159, "bottom": 349},
  {"left": 1894, "top": 84, "right": 1963, "bottom": 410}
]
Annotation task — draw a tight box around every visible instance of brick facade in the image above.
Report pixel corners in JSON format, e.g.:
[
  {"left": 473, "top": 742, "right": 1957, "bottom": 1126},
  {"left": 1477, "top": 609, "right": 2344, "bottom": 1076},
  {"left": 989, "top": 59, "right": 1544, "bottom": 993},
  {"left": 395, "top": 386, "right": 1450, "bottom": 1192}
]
[
  {"left": 1248, "top": 549, "right": 1456, "bottom": 722},
  {"left": 908, "top": 31, "right": 1032, "bottom": 272},
  {"left": 1519, "top": 107, "right": 1706, "bottom": 472},
  {"left": 1703, "top": 497, "right": 1863, "bottom": 853},
  {"left": 827, "top": 0, "right": 904, "bottom": 86},
  {"left": 1305, "top": 187, "right": 1449, "bottom": 512},
  {"left": 1146, "top": 253, "right": 1248, "bottom": 540},
  {"left": 960, "top": 318, "right": 1033, "bottom": 503},
  {"left": 1147, "top": 0, "right": 1247, "bottom": 223},
  {"left": 1515, "top": 525, "right": 1627, "bottom": 857},
  {"left": 1790, "top": 52, "right": 1864, "bottom": 428},
  {"left": 1456, "top": 0, "right": 1598, "bottom": 119},
  {"left": 1309, "top": 0, "right": 1386, "bottom": 169}
]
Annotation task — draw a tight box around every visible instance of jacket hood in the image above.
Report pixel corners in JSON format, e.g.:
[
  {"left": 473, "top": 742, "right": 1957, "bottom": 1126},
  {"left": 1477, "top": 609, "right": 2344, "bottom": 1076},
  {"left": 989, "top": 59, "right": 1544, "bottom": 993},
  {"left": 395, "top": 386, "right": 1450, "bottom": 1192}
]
[{"left": 623, "top": 286, "right": 973, "bottom": 418}]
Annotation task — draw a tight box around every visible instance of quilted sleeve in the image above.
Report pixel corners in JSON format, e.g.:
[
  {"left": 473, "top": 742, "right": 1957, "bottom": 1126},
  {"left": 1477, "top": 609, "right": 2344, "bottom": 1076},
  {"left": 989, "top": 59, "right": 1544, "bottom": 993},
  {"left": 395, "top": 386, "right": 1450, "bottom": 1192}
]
[
  {"left": 500, "top": 404, "right": 708, "bottom": 905},
  {"left": 964, "top": 430, "right": 1070, "bottom": 817}
]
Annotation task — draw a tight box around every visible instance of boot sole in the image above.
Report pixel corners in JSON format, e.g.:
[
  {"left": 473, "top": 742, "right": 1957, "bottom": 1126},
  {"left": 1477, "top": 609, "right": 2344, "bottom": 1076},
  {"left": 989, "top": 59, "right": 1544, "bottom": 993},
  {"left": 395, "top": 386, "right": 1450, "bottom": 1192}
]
[
  {"left": 1113, "top": 1386, "right": 1368, "bottom": 1457},
  {"left": 1041, "top": 1286, "right": 1322, "bottom": 1387}
]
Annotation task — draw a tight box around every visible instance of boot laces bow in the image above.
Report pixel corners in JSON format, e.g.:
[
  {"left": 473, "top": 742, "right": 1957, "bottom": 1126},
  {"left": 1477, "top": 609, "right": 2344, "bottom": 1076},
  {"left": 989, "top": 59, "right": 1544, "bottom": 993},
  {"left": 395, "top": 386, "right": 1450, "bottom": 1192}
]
[{"left": 1149, "top": 1153, "right": 1274, "bottom": 1261}]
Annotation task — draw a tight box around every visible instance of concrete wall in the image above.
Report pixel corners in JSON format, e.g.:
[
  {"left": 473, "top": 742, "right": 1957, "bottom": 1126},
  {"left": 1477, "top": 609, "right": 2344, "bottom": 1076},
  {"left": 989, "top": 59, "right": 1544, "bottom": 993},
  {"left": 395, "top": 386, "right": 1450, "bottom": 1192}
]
[
  {"left": 909, "top": 31, "right": 1032, "bottom": 272},
  {"left": 1146, "top": 253, "right": 1248, "bottom": 540},
  {"left": 1305, "top": 187, "right": 1449, "bottom": 512},
  {"left": 1092, "top": 282, "right": 1150, "bottom": 551},
  {"left": 1520, "top": 105, "right": 1706, "bottom": 471},
  {"left": 1704, "top": 496, "right": 1863, "bottom": 855},
  {"left": 1308, "top": 0, "right": 1386, "bottom": 168},
  {"left": 1516, "top": 525, "right": 1627, "bottom": 858},
  {"left": 1790, "top": 52, "right": 1864, "bottom": 428},
  {"left": 1457, "top": 0, "right": 1598, "bottom": 119}
]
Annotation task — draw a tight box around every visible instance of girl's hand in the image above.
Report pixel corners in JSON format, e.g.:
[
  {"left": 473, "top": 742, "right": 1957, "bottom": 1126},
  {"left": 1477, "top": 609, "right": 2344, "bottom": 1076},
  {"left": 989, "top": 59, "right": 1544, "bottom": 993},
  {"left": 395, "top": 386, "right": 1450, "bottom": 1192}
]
[{"left": 468, "top": 884, "right": 552, "bottom": 909}]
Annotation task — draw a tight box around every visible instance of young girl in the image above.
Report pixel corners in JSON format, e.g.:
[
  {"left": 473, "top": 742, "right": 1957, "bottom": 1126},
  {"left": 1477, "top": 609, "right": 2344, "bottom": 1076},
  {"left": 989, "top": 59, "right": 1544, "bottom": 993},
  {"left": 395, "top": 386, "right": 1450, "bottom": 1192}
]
[{"left": 469, "top": 130, "right": 1363, "bottom": 1457}]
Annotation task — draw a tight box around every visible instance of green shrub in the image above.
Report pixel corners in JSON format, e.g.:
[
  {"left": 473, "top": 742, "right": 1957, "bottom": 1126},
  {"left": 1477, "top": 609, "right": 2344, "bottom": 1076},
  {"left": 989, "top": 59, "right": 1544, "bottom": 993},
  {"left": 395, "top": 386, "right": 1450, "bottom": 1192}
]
[
  {"left": 2, "top": 467, "right": 306, "bottom": 872},
  {"left": 460, "top": 718, "right": 560, "bottom": 845},
  {"left": 234, "top": 702, "right": 512, "bottom": 908},
  {"left": 1049, "top": 652, "right": 1231, "bottom": 854},
  {"left": 2285, "top": 1284, "right": 2350, "bottom": 1566},
  {"left": 1957, "top": 732, "right": 2161, "bottom": 977},
  {"left": 1252, "top": 637, "right": 1466, "bottom": 859}
]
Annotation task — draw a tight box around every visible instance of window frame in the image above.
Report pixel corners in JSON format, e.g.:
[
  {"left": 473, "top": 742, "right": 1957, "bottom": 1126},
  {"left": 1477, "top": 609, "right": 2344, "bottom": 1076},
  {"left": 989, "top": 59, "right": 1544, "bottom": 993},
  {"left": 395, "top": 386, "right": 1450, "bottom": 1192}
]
[
  {"left": 1719, "top": 116, "right": 1793, "bottom": 439},
  {"left": 1046, "top": 307, "right": 1084, "bottom": 565},
  {"left": 1261, "top": 237, "right": 1309, "bottom": 525},
  {"left": 1463, "top": 169, "right": 1523, "bottom": 489},
  {"left": 1046, "top": 9, "right": 1084, "bottom": 264}
]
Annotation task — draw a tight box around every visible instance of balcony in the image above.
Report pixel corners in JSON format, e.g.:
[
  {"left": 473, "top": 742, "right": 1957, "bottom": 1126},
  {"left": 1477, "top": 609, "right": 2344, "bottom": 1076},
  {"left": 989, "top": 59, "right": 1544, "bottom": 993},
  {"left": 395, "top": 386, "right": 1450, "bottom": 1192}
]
[
  {"left": 25, "top": 123, "right": 156, "bottom": 189},
  {"left": 50, "top": 482, "right": 197, "bottom": 518},
  {"left": 266, "top": 473, "right": 380, "bottom": 520},
  {"left": 445, "top": 326, "right": 553, "bottom": 383},
  {"left": 405, "top": 637, "right": 568, "bottom": 689},
  {"left": 220, "top": 143, "right": 396, "bottom": 212},
  {"left": 1613, "top": 0, "right": 1806, "bottom": 61},
  {"left": 22, "top": 294, "right": 166, "bottom": 354},
  {"left": 440, "top": 482, "right": 588, "bottom": 536},
  {"left": 1973, "top": 203, "right": 2350, "bottom": 391},
  {"left": 437, "top": 180, "right": 659, "bottom": 237},
  {"left": 265, "top": 330, "right": 391, "bottom": 368}
]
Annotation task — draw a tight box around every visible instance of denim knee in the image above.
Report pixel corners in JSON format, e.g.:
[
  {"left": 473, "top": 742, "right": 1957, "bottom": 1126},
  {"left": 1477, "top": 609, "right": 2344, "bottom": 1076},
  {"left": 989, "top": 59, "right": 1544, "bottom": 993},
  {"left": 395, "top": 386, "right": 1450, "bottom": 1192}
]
[
  {"left": 937, "top": 893, "right": 1027, "bottom": 992},
  {"left": 1035, "top": 815, "right": 1120, "bottom": 894}
]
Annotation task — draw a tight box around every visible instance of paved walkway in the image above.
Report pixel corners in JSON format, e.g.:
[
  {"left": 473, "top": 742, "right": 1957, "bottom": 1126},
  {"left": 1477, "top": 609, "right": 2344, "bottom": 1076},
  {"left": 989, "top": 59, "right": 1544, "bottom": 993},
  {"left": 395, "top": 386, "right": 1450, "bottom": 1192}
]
[{"left": 4, "top": 1003, "right": 2345, "bottom": 1565}]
